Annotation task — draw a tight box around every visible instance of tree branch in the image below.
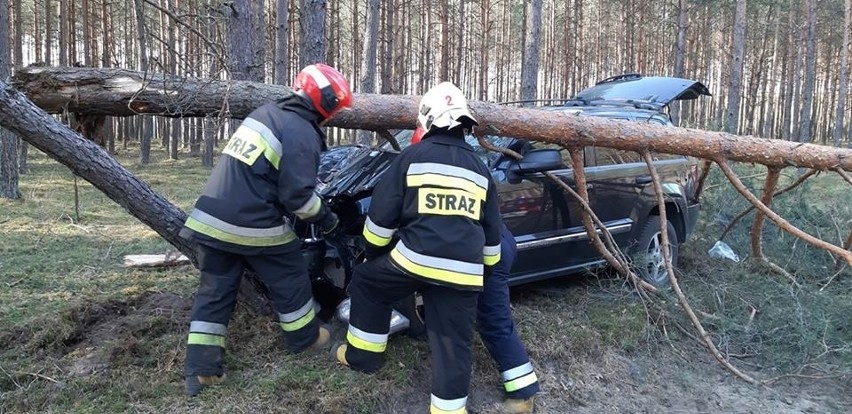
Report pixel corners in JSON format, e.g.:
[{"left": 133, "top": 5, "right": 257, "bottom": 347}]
[
  {"left": 643, "top": 151, "right": 756, "bottom": 384},
  {"left": 715, "top": 158, "right": 852, "bottom": 266}
]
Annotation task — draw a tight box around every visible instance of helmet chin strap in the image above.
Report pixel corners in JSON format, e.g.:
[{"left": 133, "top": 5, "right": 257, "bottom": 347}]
[{"left": 411, "top": 126, "right": 426, "bottom": 145}]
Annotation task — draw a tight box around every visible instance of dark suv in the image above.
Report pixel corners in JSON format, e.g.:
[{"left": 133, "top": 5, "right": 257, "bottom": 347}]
[{"left": 300, "top": 74, "right": 709, "bottom": 324}]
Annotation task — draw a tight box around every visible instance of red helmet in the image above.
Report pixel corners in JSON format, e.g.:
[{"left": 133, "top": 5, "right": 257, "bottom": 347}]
[{"left": 293, "top": 63, "right": 352, "bottom": 119}]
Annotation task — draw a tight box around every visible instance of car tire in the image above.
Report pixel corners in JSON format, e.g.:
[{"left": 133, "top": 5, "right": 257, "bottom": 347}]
[
  {"left": 393, "top": 294, "right": 427, "bottom": 340},
  {"left": 631, "top": 215, "right": 678, "bottom": 287}
]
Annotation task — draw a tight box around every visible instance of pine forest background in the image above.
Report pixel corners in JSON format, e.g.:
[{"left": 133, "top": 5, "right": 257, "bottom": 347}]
[{"left": 2, "top": 0, "right": 851, "bottom": 164}]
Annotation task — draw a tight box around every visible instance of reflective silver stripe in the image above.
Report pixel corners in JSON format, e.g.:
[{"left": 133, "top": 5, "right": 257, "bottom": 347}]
[
  {"left": 483, "top": 244, "right": 501, "bottom": 257},
  {"left": 189, "top": 209, "right": 290, "bottom": 238},
  {"left": 407, "top": 162, "right": 489, "bottom": 189},
  {"left": 293, "top": 193, "right": 322, "bottom": 216},
  {"left": 303, "top": 65, "right": 331, "bottom": 88},
  {"left": 396, "top": 241, "right": 482, "bottom": 276},
  {"left": 278, "top": 298, "right": 315, "bottom": 323},
  {"left": 501, "top": 362, "right": 535, "bottom": 381},
  {"left": 430, "top": 394, "right": 467, "bottom": 411},
  {"left": 241, "top": 117, "right": 283, "bottom": 159},
  {"left": 365, "top": 216, "right": 396, "bottom": 238},
  {"left": 190, "top": 321, "right": 227, "bottom": 336},
  {"left": 348, "top": 325, "right": 388, "bottom": 344}
]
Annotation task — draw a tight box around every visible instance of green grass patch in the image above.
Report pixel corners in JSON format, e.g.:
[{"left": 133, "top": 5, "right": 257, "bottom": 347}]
[{"left": 675, "top": 163, "right": 852, "bottom": 372}]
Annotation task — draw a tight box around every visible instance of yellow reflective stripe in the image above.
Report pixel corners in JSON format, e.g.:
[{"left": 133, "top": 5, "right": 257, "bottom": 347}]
[
  {"left": 223, "top": 126, "right": 282, "bottom": 169},
  {"left": 365, "top": 217, "right": 395, "bottom": 237},
  {"left": 293, "top": 193, "right": 323, "bottom": 220},
  {"left": 346, "top": 330, "right": 387, "bottom": 353},
  {"left": 363, "top": 224, "right": 392, "bottom": 247},
  {"left": 187, "top": 333, "right": 225, "bottom": 348},
  {"left": 430, "top": 395, "right": 468, "bottom": 413},
  {"left": 483, "top": 244, "right": 501, "bottom": 265},
  {"left": 483, "top": 251, "right": 501, "bottom": 266},
  {"left": 407, "top": 174, "right": 487, "bottom": 201},
  {"left": 185, "top": 216, "right": 296, "bottom": 247},
  {"left": 390, "top": 248, "right": 483, "bottom": 288},
  {"left": 504, "top": 371, "right": 538, "bottom": 392},
  {"left": 279, "top": 308, "right": 316, "bottom": 332},
  {"left": 429, "top": 405, "right": 466, "bottom": 414},
  {"left": 241, "top": 117, "right": 284, "bottom": 161},
  {"left": 222, "top": 127, "right": 266, "bottom": 166}
]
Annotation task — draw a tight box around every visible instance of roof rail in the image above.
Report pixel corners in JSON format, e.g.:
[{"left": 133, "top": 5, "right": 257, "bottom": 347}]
[
  {"left": 556, "top": 99, "right": 665, "bottom": 111},
  {"left": 497, "top": 99, "right": 573, "bottom": 106},
  {"left": 595, "top": 72, "right": 642, "bottom": 85}
]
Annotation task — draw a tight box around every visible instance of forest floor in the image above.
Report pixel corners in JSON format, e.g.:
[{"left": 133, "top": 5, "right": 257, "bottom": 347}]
[{"left": 1, "top": 149, "right": 850, "bottom": 413}]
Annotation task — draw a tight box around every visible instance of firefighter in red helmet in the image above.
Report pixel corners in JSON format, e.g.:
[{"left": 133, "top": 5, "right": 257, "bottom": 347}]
[
  {"left": 334, "top": 82, "right": 502, "bottom": 414},
  {"left": 180, "top": 63, "right": 351, "bottom": 396}
]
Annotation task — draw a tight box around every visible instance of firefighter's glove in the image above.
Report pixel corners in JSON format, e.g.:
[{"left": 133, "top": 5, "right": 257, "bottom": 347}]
[
  {"left": 484, "top": 265, "right": 495, "bottom": 279},
  {"left": 318, "top": 210, "right": 340, "bottom": 236}
]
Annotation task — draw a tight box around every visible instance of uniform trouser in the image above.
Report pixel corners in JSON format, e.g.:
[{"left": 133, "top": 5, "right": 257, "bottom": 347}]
[
  {"left": 477, "top": 226, "right": 540, "bottom": 400},
  {"left": 185, "top": 242, "right": 320, "bottom": 377},
  {"left": 345, "top": 255, "right": 478, "bottom": 413}
]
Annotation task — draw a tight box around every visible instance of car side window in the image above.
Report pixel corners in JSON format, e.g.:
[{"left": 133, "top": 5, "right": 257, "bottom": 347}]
[
  {"left": 531, "top": 142, "right": 582, "bottom": 167},
  {"left": 595, "top": 148, "right": 642, "bottom": 166},
  {"left": 595, "top": 147, "right": 684, "bottom": 166}
]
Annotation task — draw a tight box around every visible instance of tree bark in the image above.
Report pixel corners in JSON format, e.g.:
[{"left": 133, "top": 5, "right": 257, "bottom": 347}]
[
  {"left": 12, "top": 66, "right": 852, "bottom": 173},
  {"left": 724, "top": 0, "right": 746, "bottom": 134},
  {"left": 45, "top": 0, "right": 53, "bottom": 66},
  {"left": 439, "top": 0, "right": 449, "bottom": 82},
  {"left": 0, "top": 81, "right": 191, "bottom": 250},
  {"left": 227, "top": 0, "right": 266, "bottom": 83},
  {"left": 299, "top": 0, "right": 326, "bottom": 68},
  {"left": 381, "top": 0, "right": 394, "bottom": 93},
  {"left": 59, "top": 0, "right": 68, "bottom": 66},
  {"left": 519, "top": 0, "right": 543, "bottom": 104},
  {"left": 132, "top": 0, "right": 153, "bottom": 164},
  {"left": 274, "top": 0, "right": 290, "bottom": 85},
  {"left": 835, "top": 0, "right": 851, "bottom": 147},
  {"left": 797, "top": 0, "right": 817, "bottom": 143},
  {"left": 82, "top": 0, "right": 91, "bottom": 66},
  {"left": 670, "top": 0, "right": 688, "bottom": 125},
  {"left": 0, "top": 0, "right": 20, "bottom": 199},
  {"left": 357, "top": 0, "right": 381, "bottom": 145}
]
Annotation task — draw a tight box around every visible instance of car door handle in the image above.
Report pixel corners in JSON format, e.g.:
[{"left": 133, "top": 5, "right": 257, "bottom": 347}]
[{"left": 635, "top": 176, "right": 653, "bottom": 185}]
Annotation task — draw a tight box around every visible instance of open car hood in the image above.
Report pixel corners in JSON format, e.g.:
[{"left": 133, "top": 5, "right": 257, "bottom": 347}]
[{"left": 571, "top": 74, "right": 711, "bottom": 107}]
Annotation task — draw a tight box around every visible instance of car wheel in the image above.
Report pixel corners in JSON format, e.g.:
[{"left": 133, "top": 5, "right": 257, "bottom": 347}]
[
  {"left": 631, "top": 216, "right": 678, "bottom": 287},
  {"left": 393, "top": 293, "right": 427, "bottom": 340}
]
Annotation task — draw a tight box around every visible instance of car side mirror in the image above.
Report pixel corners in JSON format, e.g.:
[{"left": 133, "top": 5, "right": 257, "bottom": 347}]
[{"left": 506, "top": 149, "right": 564, "bottom": 183}]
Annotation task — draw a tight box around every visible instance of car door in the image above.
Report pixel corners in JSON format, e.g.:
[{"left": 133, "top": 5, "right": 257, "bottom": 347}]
[{"left": 493, "top": 145, "right": 604, "bottom": 285}]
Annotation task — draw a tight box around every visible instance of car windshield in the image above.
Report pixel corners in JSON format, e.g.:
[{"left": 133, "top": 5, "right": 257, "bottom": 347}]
[{"left": 384, "top": 130, "right": 518, "bottom": 166}]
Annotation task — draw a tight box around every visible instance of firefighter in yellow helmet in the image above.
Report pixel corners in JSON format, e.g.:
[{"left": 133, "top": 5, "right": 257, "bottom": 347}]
[
  {"left": 180, "top": 64, "right": 351, "bottom": 396},
  {"left": 334, "top": 82, "right": 502, "bottom": 414}
]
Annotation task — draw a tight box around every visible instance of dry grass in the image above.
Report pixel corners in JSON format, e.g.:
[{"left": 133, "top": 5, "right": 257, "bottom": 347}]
[{"left": 1, "top": 148, "right": 851, "bottom": 413}]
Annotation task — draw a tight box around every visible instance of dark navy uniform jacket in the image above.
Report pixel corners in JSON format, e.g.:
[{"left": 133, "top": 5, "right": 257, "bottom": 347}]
[
  {"left": 362, "top": 132, "right": 503, "bottom": 290},
  {"left": 180, "top": 95, "right": 329, "bottom": 254}
]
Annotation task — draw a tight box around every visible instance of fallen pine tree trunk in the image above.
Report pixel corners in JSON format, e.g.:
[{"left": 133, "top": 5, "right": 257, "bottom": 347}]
[
  {"left": 13, "top": 66, "right": 852, "bottom": 172},
  {"left": 0, "top": 80, "right": 273, "bottom": 313}
]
